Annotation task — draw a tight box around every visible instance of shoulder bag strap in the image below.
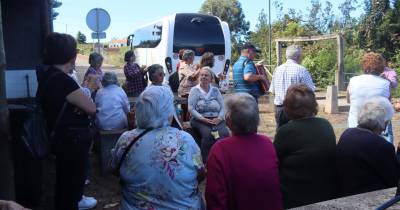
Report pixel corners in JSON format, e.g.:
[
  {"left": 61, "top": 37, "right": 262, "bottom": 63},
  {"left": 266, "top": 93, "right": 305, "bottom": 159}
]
[
  {"left": 117, "top": 128, "right": 153, "bottom": 173},
  {"left": 49, "top": 102, "right": 68, "bottom": 139},
  {"left": 39, "top": 70, "right": 71, "bottom": 139}
]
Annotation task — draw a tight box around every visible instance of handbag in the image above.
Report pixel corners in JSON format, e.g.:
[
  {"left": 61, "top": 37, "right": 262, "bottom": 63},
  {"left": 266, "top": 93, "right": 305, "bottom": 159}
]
[
  {"left": 21, "top": 71, "right": 67, "bottom": 158},
  {"left": 114, "top": 128, "right": 153, "bottom": 177}
]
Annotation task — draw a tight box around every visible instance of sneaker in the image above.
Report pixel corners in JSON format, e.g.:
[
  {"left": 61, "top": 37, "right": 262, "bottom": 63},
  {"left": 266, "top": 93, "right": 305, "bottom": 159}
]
[{"left": 78, "top": 196, "right": 97, "bottom": 210}]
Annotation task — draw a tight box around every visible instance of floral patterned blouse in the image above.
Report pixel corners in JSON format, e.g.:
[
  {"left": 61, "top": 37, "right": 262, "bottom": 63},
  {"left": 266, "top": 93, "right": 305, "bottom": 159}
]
[{"left": 111, "top": 126, "right": 204, "bottom": 210}]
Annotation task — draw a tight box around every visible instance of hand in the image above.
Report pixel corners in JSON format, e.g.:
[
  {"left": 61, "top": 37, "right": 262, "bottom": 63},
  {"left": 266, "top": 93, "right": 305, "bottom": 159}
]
[
  {"left": 81, "top": 80, "right": 89, "bottom": 88},
  {"left": 217, "top": 73, "right": 226, "bottom": 80},
  {"left": 212, "top": 118, "right": 222, "bottom": 125},
  {"left": 140, "top": 65, "right": 147, "bottom": 72},
  {"left": 0, "top": 200, "right": 31, "bottom": 210},
  {"left": 200, "top": 117, "right": 214, "bottom": 125}
]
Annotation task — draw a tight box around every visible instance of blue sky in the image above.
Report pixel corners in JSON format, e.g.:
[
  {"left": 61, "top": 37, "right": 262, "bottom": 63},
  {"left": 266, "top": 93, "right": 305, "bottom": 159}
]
[{"left": 53, "top": 0, "right": 363, "bottom": 42}]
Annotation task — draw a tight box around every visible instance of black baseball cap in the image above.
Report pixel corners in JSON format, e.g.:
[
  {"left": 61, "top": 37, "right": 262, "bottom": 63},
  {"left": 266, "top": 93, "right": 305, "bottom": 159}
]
[{"left": 242, "top": 42, "right": 261, "bottom": 53}]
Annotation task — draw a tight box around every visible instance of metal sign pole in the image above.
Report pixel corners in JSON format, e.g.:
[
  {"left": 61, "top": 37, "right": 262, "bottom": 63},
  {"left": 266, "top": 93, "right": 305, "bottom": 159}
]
[{"left": 95, "top": 8, "right": 100, "bottom": 54}]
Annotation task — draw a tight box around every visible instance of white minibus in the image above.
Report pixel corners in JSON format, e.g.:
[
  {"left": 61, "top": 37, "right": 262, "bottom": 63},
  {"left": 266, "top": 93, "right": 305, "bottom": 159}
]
[{"left": 127, "top": 13, "right": 231, "bottom": 91}]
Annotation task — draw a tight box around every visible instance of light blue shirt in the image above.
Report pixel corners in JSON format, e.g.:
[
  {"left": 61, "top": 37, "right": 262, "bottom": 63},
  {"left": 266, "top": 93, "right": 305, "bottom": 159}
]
[
  {"left": 233, "top": 56, "right": 262, "bottom": 97},
  {"left": 95, "top": 84, "right": 130, "bottom": 130},
  {"left": 111, "top": 127, "right": 204, "bottom": 210},
  {"left": 269, "top": 59, "right": 315, "bottom": 105}
]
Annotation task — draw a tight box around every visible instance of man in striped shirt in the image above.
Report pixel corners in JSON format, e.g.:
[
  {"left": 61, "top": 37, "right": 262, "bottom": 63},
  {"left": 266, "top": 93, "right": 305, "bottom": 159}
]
[
  {"left": 233, "top": 43, "right": 267, "bottom": 102},
  {"left": 269, "top": 45, "right": 315, "bottom": 129}
]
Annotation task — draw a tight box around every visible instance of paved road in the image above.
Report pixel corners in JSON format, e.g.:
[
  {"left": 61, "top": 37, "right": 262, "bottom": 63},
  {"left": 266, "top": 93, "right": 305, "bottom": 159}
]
[{"left": 75, "top": 54, "right": 124, "bottom": 83}]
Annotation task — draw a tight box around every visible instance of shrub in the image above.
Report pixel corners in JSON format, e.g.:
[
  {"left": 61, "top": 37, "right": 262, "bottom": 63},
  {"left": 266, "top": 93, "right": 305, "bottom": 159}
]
[{"left": 301, "top": 45, "right": 336, "bottom": 88}]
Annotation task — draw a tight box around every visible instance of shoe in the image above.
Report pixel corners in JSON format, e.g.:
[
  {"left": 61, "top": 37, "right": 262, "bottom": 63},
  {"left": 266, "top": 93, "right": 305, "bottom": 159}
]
[
  {"left": 78, "top": 196, "right": 97, "bottom": 210},
  {"left": 85, "top": 179, "right": 90, "bottom": 185}
]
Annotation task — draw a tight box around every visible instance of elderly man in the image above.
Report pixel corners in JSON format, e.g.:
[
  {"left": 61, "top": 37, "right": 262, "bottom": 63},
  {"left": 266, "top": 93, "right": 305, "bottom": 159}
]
[
  {"left": 336, "top": 97, "right": 399, "bottom": 197},
  {"left": 269, "top": 45, "right": 315, "bottom": 129},
  {"left": 232, "top": 42, "right": 267, "bottom": 102},
  {"left": 206, "top": 93, "right": 283, "bottom": 210}
]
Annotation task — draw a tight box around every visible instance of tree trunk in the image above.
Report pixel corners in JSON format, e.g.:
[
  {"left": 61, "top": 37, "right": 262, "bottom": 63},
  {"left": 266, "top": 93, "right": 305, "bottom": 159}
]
[{"left": 0, "top": 0, "right": 15, "bottom": 200}]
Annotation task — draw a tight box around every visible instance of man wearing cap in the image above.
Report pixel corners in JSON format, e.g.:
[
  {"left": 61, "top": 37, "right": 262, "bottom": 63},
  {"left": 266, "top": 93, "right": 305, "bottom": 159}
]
[
  {"left": 232, "top": 42, "right": 267, "bottom": 102},
  {"left": 269, "top": 44, "right": 315, "bottom": 129}
]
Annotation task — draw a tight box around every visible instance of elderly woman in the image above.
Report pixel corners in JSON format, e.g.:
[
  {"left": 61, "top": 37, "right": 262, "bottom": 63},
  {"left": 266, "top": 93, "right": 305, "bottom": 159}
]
[
  {"left": 189, "top": 67, "right": 230, "bottom": 162},
  {"left": 337, "top": 97, "right": 400, "bottom": 197},
  {"left": 273, "top": 84, "right": 337, "bottom": 209},
  {"left": 83, "top": 52, "right": 104, "bottom": 93},
  {"left": 124, "top": 50, "right": 146, "bottom": 97},
  {"left": 111, "top": 86, "right": 204, "bottom": 210},
  {"left": 147, "top": 64, "right": 165, "bottom": 86},
  {"left": 206, "top": 93, "right": 283, "bottom": 210},
  {"left": 178, "top": 49, "right": 199, "bottom": 121},
  {"left": 347, "top": 52, "right": 391, "bottom": 128},
  {"left": 199, "top": 52, "right": 226, "bottom": 87},
  {"left": 95, "top": 72, "right": 130, "bottom": 130}
]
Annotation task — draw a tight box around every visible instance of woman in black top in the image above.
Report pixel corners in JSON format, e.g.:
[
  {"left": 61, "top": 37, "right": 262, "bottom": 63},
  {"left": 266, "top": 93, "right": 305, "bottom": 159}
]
[
  {"left": 273, "top": 84, "right": 337, "bottom": 208},
  {"left": 38, "top": 33, "right": 96, "bottom": 210},
  {"left": 336, "top": 97, "right": 400, "bottom": 197}
]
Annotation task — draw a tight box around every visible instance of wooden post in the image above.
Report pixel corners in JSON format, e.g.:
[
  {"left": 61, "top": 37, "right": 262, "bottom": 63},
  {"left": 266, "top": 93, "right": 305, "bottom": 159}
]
[
  {"left": 0, "top": 1, "right": 15, "bottom": 200},
  {"left": 336, "top": 34, "right": 345, "bottom": 91},
  {"left": 276, "top": 41, "right": 282, "bottom": 66}
]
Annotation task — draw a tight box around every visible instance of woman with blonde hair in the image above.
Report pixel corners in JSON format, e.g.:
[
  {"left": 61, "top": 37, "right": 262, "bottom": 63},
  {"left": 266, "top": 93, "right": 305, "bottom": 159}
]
[{"left": 188, "top": 67, "right": 229, "bottom": 162}]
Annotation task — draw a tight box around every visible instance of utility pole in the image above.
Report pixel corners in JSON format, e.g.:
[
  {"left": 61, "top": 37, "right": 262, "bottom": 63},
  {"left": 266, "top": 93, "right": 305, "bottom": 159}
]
[
  {"left": 0, "top": 1, "right": 15, "bottom": 200},
  {"left": 269, "top": 0, "right": 272, "bottom": 66}
]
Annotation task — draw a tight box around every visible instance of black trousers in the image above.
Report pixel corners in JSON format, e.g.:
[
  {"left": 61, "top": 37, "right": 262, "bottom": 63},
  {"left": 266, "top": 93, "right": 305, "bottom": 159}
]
[
  {"left": 275, "top": 105, "right": 290, "bottom": 130},
  {"left": 190, "top": 119, "right": 230, "bottom": 163},
  {"left": 54, "top": 128, "right": 92, "bottom": 210}
]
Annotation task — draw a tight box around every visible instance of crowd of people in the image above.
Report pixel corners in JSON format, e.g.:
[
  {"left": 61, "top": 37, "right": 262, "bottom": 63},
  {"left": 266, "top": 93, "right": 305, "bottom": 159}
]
[{"left": 9, "top": 31, "right": 397, "bottom": 210}]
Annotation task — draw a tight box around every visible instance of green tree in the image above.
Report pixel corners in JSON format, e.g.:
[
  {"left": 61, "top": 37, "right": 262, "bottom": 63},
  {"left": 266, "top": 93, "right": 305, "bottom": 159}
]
[
  {"left": 249, "top": 9, "right": 269, "bottom": 62},
  {"left": 199, "top": 0, "right": 250, "bottom": 61},
  {"left": 306, "top": 0, "right": 323, "bottom": 34},
  {"left": 305, "top": 0, "right": 336, "bottom": 34},
  {"left": 357, "top": 0, "right": 390, "bottom": 52},
  {"left": 199, "top": 0, "right": 250, "bottom": 41},
  {"left": 339, "top": 0, "right": 358, "bottom": 28},
  {"left": 76, "top": 31, "right": 87, "bottom": 44},
  {"left": 51, "top": 0, "right": 62, "bottom": 20}
]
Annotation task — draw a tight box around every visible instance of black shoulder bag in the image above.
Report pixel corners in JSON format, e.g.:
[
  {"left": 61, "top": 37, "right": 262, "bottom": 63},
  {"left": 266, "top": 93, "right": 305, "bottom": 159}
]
[
  {"left": 21, "top": 71, "right": 67, "bottom": 158},
  {"left": 115, "top": 128, "right": 153, "bottom": 177}
]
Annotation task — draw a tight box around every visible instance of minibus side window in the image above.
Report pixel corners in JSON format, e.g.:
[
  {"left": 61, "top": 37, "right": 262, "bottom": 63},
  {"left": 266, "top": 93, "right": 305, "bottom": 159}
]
[{"left": 133, "top": 22, "right": 163, "bottom": 48}]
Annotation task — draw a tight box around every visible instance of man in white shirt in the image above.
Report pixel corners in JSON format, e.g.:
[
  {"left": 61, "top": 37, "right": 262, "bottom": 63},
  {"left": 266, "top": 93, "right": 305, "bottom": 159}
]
[{"left": 269, "top": 45, "right": 315, "bottom": 129}]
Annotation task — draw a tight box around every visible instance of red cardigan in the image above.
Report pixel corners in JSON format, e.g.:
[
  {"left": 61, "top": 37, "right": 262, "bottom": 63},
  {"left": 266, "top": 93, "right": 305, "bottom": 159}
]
[{"left": 206, "top": 134, "right": 283, "bottom": 210}]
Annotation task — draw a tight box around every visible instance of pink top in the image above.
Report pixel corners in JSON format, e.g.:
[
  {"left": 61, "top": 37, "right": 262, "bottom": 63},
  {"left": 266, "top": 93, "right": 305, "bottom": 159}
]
[
  {"left": 206, "top": 134, "right": 283, "bottom": 210},
  {"left": 382, "top": 67, "right": 398, "bottom": 89}
]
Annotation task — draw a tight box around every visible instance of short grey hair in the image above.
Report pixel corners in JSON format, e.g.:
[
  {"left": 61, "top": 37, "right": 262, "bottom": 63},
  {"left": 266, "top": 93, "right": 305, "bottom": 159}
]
[
  {"left": 101, "top": 72, "right": 119, "bottom": 87},
  {"left": 225, "top": 93, "right": 259, "bottom": 135},
  {"left": 182, "top": 49, "right": 194, "bottom": 61},
  {"left": 147, "top": 64, "right": 164, "bottom": 82},
  {"left": 286, "top": 45, "right": 302, "bottom": 61},
  {"left": 135, "top": 85, "right": 175, "bottom": 129},
  {"left": 358, "top": 97, "right": 394, "bottom": 130}
]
